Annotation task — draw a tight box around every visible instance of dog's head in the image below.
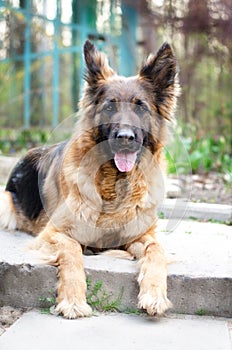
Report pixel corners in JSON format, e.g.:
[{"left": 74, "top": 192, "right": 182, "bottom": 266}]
[{"left": 81, "top": 40, "right": 180, "bottom": 173}]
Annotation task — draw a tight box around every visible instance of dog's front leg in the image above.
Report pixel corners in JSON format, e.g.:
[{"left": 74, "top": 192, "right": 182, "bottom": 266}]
[
  {"left": 126, "top": 227, "right": 172, "bottom": 316},
  {"left": 37, "top": 226, "right": 92, "bottom": 319}
]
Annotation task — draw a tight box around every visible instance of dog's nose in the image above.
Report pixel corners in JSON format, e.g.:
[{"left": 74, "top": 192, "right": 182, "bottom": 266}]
[{"left": 116, "top": 128, "right": 135, "bottom": 142}]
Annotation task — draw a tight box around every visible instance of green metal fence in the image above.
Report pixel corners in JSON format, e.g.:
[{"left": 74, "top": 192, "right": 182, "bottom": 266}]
[{"left": 0, "top": 0, "right": 137, "bottom": 128}]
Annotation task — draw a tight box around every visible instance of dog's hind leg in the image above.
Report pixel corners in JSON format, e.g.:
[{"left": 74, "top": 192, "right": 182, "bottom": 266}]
[
  {"left": 0, "top": 191, "right": 17, "bottom": 230},
  {"left": 126, "top": 225, "right": 172, "bottom": 316},
  {"left": 36, "top": 225, "right": 92, "bottom": 319}
]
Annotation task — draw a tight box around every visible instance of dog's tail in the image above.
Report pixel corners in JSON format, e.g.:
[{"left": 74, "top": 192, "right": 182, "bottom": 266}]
[{"left": 0, "top": 190, "right": 17, "bottom": 230}]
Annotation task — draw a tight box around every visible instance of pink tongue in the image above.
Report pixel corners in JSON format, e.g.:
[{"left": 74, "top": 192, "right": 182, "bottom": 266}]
[{"left": 114, "top": 152, "right": 137, "bottom": 172}]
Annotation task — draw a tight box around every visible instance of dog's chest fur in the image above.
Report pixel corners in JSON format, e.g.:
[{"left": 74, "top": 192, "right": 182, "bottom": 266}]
[{"left": 59, "top": 154, "right": 165, "bottom": 248}]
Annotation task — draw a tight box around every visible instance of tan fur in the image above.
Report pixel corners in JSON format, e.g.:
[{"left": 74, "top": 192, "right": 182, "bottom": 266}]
[
  {"left": 0, "top": 191, "right": 17, "bottom": 230},
  {"left": 101, "top": 250, "right": 135, "bottom": 260},
  {"left": 126, "top": 226, "right": 172, "bottom": 315},
  {"left": 1, "top": 41, "right": 179, "bottom": 318}
]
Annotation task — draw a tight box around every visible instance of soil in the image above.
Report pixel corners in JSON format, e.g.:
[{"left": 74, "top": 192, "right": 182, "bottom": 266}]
[
  {"left": 0, "top": 307, "right": 25, "bottom": 335},
  {"left": 170, "top": 173, "right": 231, "bottom": 206}
]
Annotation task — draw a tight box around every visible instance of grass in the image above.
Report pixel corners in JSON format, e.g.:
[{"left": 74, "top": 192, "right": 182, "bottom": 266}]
[
  {"left": 195, "top": 309, "right": 207, "bottom": 316},
  {"left": 39, "top": 296, "right": 56, "bottom": 315},
  {"left": 158, "top": 212, "right": 165, "bottom": 219},
  {"left": 39, "top": 279, "right": 124, "bottom": 315},
  {"left": 86, "top": 278, "right": 123, "bottom": 312},
  {"left": 124, "top": 307, "right": 141, "bottom": 315}
]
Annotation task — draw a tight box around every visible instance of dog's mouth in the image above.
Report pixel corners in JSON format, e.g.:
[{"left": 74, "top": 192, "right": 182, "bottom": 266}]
[
  {"left": 107, "top": 125, "right": 143, "bottom": 172},
  {"left": 114, "top": 151, "right": 138, "bottom": 172}
]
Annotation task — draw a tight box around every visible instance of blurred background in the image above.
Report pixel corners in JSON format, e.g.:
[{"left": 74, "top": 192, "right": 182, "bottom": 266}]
[{"left": 0, "top": 0, "right": 231, "bottom": 203}]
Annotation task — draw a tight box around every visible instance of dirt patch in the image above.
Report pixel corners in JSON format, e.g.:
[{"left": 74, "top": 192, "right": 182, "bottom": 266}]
[
  {"left": 0, "top": 306, "right": 25, "bottom": 335},
  {"left": 169, "top": 173, "right": 231, "bottom": 205}
]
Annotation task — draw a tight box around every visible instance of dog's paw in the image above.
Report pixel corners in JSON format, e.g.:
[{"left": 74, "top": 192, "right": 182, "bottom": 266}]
[
  {"left": 55, "top": 299, "right": 92, "bottom": 319},
  {"left": 0, "top": 191, "right": 17, "bottom": 230},
  {"left": 138, "top": 289, "right": 172, "bottom": 316}
]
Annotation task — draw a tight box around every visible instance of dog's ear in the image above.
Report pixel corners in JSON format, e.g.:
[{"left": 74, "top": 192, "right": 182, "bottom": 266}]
[
  {"left": 84, "top": 40, "right": 115, "bottom": 85},
  {"left": 139, "top": 43, "right": 180, "bottom": 120}
]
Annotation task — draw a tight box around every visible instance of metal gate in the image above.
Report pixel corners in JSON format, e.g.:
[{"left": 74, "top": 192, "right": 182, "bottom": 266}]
[{"left": 0, "top": 0, "right": 137, "bottom": 128}]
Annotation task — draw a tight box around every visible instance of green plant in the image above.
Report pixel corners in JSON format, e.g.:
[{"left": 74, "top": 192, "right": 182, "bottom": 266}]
[
  {"left": 0, "top": 128, "right": 72, "bottom": 155},
  {"left": 0, "top": 128, "right": 50, "bottom": 155},
  {"left": 206, "top": 218, "right": 232, "bottom": 226},
  {"left": 124, "top": 307, "right": 141, "bottom": 315},
  {"left": 86, "top": 277, "right": 123, "bottom": 312},
  {"left": 189, "top": 216, "right": 232, "bottom": 225},
  {"left": 189, "top": 216, "right": 198, "bottom": 221},
  {"left": 196, "top": 308, "right": 206, "bottom": 316},
  {"left": 39, "top": 296, "right": 56, "bottom": 314},
  {"left": 38, "top": 280, "right": 124, "bottom": 315},
  {"left": 158, "top": 212, "right": 165, "bottom": 219},
  {"left": 164, "top": 122, "right": 232, "bottom": 179}
]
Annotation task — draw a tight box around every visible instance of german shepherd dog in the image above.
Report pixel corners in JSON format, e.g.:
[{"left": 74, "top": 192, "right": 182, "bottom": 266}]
[{"left": 0, "top": 40, "right": 179, "bottom": 318}]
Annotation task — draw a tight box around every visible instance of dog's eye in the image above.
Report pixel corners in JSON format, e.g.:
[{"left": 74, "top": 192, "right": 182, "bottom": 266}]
[
  {"left": 134, "top": 102, "right": 149, "bottom": 115},
  {"left": 103, "top": 102, "right": 117, "bottom": 115}
]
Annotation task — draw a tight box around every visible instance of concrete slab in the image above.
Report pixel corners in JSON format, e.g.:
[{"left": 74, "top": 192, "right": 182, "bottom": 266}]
[
  {"left": 0, "top": 311, "right": 231, "bottom": 350},
  {"left": 0, "top": 220, "right": 231, "bottom": 317}
]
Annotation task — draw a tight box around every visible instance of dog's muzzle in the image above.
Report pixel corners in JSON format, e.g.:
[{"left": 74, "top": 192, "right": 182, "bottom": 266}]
[
  {"left": 115, "top": 127, "right": 135, "bottom": 146},
  {"left": 109, "top": 125, "right": 143, "bottom": 172}
]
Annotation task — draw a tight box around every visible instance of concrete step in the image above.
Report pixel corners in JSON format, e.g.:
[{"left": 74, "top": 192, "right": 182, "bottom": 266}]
[
  {"left": 0, "top": 311, "right": 231, "bottom": 350},
  {"left": 0, "top": 220, "right": 231, "bottom": 317},
  {"left": 158, "top": 199, "right": 232, "bottom": 222}
]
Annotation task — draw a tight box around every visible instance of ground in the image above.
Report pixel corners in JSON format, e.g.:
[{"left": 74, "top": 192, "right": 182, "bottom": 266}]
[
  {"left": 172, "top": 173, "right": 231, "bottom": 205},
  {"left": 0, "top": 307, "right": 25, "bottom": 334}
]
